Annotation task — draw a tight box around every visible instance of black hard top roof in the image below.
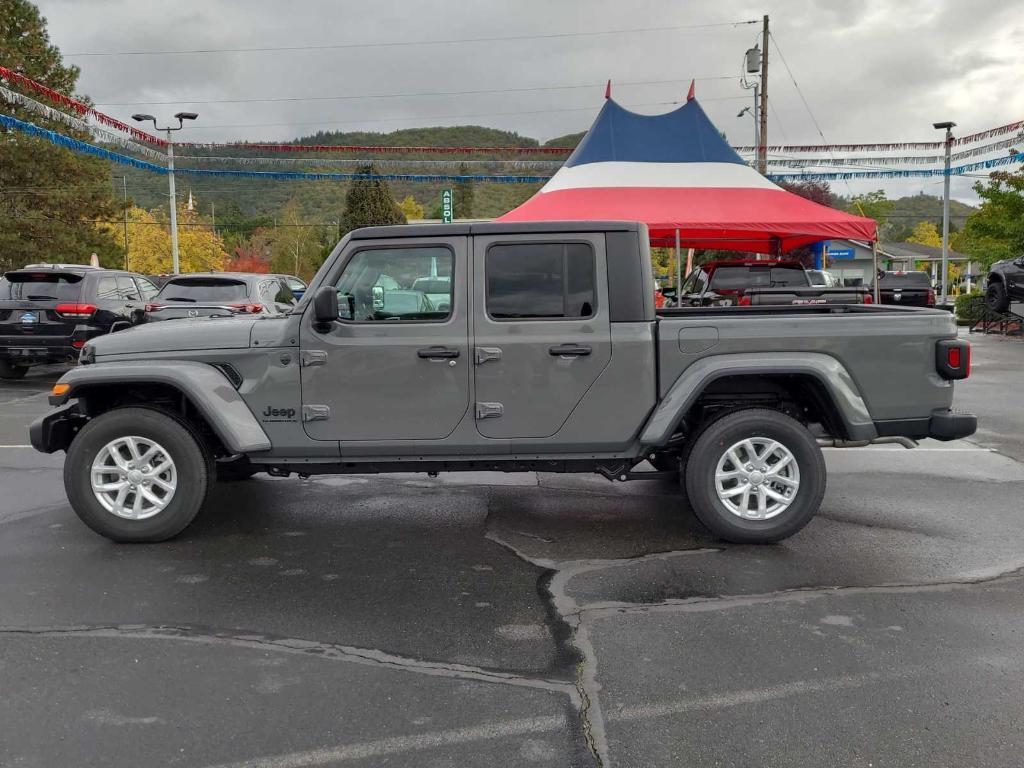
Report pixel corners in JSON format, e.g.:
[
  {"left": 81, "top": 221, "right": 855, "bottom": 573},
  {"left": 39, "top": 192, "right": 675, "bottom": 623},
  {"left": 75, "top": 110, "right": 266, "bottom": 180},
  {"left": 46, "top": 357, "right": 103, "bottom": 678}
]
[{"left": 348, "top": 220, "right": 644, "bottom": 240}]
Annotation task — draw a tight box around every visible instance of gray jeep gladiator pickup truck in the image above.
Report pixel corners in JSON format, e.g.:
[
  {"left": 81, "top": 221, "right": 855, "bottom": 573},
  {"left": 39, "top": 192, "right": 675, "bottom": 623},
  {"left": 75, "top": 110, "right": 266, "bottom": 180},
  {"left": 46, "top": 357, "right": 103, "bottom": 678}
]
[{"left": 31, "top": 221, "right": 976, "bottom": 545}]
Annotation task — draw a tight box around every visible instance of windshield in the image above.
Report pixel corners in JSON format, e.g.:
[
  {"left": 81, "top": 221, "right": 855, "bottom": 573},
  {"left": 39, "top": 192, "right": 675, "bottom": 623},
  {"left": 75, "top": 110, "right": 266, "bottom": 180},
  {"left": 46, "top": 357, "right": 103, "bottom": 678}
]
[
  {"left": 878, "top": 272, "right": 931, "bottom": 287},
  {"left": 0, "top": 271, "right": 84, "bottom": 301},
  {"left": 709, "top": 265, "right": 809, "bottom": 290},
  {"left": 157, "top": 278, "right": 250, "bottom": 303}
]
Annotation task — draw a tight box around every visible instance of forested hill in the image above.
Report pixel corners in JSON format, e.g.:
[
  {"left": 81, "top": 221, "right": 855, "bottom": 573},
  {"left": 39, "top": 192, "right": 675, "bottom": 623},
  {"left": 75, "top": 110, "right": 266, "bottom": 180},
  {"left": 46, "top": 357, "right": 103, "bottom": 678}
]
[{"left": 293, "top": 125, "right": 542, "bottom": 148}]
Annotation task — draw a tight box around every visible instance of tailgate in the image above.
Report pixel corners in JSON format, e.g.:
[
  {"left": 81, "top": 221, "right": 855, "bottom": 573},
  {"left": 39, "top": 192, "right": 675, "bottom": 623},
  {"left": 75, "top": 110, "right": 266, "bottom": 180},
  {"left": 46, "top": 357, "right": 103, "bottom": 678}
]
[
  {"left": 0, "top": 270, "right": 85, "bottom": 346},
  {"left": 144, "top": 304, "right": 252, "bottom": 322}
]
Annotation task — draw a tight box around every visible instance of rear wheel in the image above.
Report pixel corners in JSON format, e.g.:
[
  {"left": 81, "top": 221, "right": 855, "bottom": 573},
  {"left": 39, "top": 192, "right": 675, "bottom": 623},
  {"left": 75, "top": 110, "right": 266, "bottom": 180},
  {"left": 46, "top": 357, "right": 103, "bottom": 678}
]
[
  {"left": 986, "top": 281, "right": 1010, "bottom": 313},
  {"left": 683, "top": 409, "right": 825, "bottom": 544},
  {"left": 64, "top": 407, "right": 211, "bottom": 542},
  {"left": 0, "top": 360, "right": 28, "bottom": 379}
]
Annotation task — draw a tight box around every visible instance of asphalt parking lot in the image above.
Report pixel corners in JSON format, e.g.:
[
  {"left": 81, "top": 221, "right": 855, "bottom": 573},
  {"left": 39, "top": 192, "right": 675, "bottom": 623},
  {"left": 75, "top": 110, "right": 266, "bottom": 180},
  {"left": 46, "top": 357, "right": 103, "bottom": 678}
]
[{"left": 1, "top": 331, "right": 1022, "bottom": 768}]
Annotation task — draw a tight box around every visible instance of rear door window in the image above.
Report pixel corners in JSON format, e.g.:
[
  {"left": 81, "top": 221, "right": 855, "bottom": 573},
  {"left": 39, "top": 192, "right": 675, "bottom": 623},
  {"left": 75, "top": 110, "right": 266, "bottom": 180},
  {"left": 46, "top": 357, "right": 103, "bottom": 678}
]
[
  {"left": 157, "top": 279, "right": 249, "bottom": 303},
  {"left": 134, "top": 277, "right": 160, "bottom": 300},
  {"left": 117, "top": 276, "right": 141, "bottom": 300},
  {"left": 94, "top": 276, "right": 120, "bottom": 302},
  {"left": 485, "top": 242, "right": 595, "bottom": 319},
  {"left": 0, "top": 272, "right": 84, "bottom": 301}
]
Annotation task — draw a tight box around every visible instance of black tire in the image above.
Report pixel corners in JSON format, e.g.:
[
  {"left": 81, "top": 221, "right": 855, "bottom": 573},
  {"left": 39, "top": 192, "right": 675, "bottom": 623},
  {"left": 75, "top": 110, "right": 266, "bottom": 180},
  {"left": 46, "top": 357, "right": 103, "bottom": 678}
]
[
  {"left": 0, "top": 360, "right": 28, "bottom": 380},
  {"left": 64, "top": 407, "right": 212, "bottom": 542},
  {"left": 683, "top": 409, "right": 826, "bottom": 544},
  {"left": 986, "top": 281, "right": 1010, "bottom": 313}
]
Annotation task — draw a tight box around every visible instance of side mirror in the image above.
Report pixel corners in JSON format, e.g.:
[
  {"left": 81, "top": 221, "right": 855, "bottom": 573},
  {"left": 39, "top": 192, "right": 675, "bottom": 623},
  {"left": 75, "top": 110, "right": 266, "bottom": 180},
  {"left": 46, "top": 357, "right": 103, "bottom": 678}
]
[{"left": 313, "top": 286, "right": 339, "bottom": 324}]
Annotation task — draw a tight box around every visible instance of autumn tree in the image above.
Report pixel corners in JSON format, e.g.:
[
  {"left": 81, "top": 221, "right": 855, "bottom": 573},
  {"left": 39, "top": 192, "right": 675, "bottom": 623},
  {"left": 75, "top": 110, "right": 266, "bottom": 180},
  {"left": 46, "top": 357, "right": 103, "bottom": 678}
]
[
  {"left": 846, "top": 190, "right": 894, "bottom": 228},
  {"left": 98, "top": 204, "right": 228, "bottom": 274},
  {"left": 0, "top": 0, "right": 120, "bottom": 270},
  {"left": 906, "top": 221, "right": 942, "bottom": 247},
  {"left": 397, "top": 195, "right": 425, "bottom": 220},
  {"left": 340, "top": 164, "right": 406, "bottom": 235},
  {"left": 269, "top": 200, "right": 322, "bottom": 280}
]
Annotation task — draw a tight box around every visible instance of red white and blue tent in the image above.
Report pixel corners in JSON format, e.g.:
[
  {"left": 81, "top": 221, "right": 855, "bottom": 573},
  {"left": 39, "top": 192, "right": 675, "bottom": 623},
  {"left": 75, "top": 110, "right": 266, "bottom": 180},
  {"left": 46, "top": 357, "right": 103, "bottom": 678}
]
[{"left": 498, "top": 96, "right": 877, "bottom": 253}]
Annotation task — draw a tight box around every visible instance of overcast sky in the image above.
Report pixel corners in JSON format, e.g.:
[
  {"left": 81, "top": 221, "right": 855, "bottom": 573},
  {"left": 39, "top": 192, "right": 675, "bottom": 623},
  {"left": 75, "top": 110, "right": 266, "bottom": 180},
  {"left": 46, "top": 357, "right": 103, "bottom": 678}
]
[{"left": 34, "top": 0, "right": 1024, "bottom": 203}]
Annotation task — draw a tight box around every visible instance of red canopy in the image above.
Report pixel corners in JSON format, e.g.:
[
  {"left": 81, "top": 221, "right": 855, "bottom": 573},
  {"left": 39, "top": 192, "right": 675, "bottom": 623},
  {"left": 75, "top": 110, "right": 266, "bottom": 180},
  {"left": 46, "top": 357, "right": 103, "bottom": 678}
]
[{"left": 498, "top": 99, "right": 877, "bottom": 253}]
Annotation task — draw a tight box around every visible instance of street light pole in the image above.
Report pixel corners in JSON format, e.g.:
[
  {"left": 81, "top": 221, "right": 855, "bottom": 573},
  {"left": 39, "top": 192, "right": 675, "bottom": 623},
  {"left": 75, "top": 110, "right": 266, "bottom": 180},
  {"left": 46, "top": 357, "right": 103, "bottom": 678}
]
[
  {"left": 132, "top": 112, "right": 199, "bottom": 275},
  {"left": 933, "top": 120, "right": 956, "bottom": 306}
]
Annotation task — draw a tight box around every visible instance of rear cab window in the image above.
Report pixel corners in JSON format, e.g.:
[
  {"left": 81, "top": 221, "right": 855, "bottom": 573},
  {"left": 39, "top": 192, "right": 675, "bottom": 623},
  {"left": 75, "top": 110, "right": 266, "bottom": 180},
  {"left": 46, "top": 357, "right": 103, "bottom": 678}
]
[
  {"left": 709, "top": 265, "right": 809, "bottom": 291},
  {"left": 878, "top": 272, "right": 931, "bottom": 287},
  {"left": 485, "top": 242, "right": 596, "bottom": 319},
  {"left": 157, "top": 278, "right": 250, "bottom": 303},
  {"left": 0, "top": 271, "right": 84, "bottom": 302}
]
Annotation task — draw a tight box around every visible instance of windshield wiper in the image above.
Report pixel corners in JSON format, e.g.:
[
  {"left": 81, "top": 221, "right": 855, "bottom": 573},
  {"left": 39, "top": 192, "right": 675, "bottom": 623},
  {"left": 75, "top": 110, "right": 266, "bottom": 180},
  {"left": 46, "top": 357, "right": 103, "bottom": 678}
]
[
  {"left": 164, "top": 297, "right": 197, "bottom": 303},
  {"left": 25, "top": 294, "right": 58, "bottom": 300}
]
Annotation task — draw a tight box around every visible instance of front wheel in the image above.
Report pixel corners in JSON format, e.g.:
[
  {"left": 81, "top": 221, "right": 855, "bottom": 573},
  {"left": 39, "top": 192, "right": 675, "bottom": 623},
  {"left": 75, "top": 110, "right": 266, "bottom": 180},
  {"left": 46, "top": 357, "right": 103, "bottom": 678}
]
[
  {"left": 683, "top": 409, "right": 826, "bottom": 544},
  {"left": 64, "top": 407, "right": 211, "bottom": 542}
]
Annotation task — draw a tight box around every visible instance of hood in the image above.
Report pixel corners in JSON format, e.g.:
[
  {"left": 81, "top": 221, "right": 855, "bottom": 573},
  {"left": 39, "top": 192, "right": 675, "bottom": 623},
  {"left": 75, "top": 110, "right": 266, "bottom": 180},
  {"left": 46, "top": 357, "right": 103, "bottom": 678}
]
[{"left": 87, "top": 315, "right": 259, "bottom": 359}]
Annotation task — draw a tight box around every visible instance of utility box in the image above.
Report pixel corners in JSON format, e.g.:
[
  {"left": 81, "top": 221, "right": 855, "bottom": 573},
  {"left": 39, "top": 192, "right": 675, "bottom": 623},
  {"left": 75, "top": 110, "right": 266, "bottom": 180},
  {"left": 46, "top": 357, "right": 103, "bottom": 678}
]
[{"left": 745, "top": 46, "right": 761, "bottom": 74}]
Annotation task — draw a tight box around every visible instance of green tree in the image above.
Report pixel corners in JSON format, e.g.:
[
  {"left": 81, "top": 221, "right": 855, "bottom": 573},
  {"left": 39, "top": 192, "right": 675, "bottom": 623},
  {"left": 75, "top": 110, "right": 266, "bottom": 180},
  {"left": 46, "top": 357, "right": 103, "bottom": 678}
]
[
  {"left": 340, "top": 164, "right": 406, "bottom": 234},
  {"left": 846, "top": 190, "right": 894, "bottom": 229},
  {"left": 454, "top": 163, "right": 475, "bottom": 219},
  {"left": 952, "top": 169, "right": 1024, "bottom": 269},
  {"left": 906, "top": 220, "right": 942, "bottom": 247},
  {"left": 0, "top": 0, "right": 120, "bottom": 271},
  {"left": 397, "top": 195, "right": 424, "bottom": 220}
]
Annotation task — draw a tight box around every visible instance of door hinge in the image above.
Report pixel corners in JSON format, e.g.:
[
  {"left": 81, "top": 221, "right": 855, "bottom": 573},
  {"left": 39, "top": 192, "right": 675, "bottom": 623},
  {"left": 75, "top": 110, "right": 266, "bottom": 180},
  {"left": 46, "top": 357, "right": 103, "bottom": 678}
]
[
  {"left": 475, "top": 402, "right": 504, "bottom": 419},
  {"left": 302, "top": 404, "right": 331, "bottom": 422},
  {"left": 301, "top": 350, "right": 328, "bottom": 367},
  {"left": 474, "top": 346, "right": 502, "bottom": 365}
]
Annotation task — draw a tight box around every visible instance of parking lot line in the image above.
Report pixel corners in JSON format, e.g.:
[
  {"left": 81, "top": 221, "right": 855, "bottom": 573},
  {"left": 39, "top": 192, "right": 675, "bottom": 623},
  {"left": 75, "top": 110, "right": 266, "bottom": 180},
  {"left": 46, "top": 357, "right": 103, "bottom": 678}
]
[{"left": 0, "top": 445, "right": 32, "bottom": 449}]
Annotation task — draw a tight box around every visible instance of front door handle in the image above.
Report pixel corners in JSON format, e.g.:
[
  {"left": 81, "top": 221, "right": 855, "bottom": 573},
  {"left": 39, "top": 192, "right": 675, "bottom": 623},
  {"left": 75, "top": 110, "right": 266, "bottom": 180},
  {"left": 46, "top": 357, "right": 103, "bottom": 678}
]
[
  {"left": 548, "top": 344, "right": 592, "bottom": 357},
  {"left": 417, "top": 346, "right": 460, "bottom": 360}
]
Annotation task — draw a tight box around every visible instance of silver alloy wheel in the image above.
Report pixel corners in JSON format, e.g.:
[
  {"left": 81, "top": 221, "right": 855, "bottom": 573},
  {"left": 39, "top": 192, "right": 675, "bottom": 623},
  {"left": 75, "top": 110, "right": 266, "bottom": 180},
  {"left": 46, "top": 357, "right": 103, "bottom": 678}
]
[
  {"left": 714, "top": 437, "right": 801, "bottom": 520},
  {"left": 90, "top": 436, "right": 177, "bottom": 520}
]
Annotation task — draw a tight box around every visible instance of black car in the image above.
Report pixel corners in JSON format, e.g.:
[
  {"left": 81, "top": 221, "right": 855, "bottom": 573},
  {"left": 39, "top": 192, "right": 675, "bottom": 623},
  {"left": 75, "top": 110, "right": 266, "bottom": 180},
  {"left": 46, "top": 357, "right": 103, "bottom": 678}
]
[
  {"left": 143, "top": 272, "right": 299, "bottom": 323},
  {"left": 872, "top": 271, "right": 935, "bottom": 307},
  {"left": 984, "top": 256, "right": 1024, "bottom": 313},
  {"left": 0, "top": 265, "right": 160, "bottom": 379}
]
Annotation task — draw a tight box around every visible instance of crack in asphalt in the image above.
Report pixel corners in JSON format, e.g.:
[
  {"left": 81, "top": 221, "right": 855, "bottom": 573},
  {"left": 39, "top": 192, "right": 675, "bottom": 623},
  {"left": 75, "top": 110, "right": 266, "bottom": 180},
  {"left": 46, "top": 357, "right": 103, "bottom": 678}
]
[
  {"left": 578, "top": 563, "right": 1024, "bottom": 619},
  {"left": 0, "top": 623, "right": 579, "bottom": 700}
]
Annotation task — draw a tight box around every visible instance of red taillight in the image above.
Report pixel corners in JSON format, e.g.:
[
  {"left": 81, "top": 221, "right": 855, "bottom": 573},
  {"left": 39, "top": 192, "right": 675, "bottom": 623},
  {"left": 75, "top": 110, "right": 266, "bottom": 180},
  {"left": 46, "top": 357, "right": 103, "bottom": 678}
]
[
  {"left": 927, "top": 289, "right": 936, "bottom": 306},
  {"left": 144, "top": 303, "right": 162, "bottom": 312},
  {"left": 949, "top": 344, "right": 971, "bottom": 377},
  {"left": 55, "top": 303, "right": 96, "bottom": 319},
  {"left": 229, "top": 303, "right": 264, "bottom": 314},
  {"left": 737, "top": 295, "right": 752, "bottom": 306},
  {"left": 863, "top": 293, "right": 873, "bottom": 304},
  {"left": 71, "top": 340, "right": 85, "bottom": 349}
]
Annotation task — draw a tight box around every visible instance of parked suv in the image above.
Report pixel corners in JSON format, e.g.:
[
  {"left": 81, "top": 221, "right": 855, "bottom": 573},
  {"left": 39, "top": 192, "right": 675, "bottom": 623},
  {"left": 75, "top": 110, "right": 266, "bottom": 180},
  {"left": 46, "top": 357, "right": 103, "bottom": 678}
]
[
  {"left": 983, "top": 256, "right": 1024, "bottom": 313},
  {"left": 143, "top": 273, "right": 299, "bottom": 323},
  {"left": 0, "top": 265, "right": 159, "bottom": 379}
]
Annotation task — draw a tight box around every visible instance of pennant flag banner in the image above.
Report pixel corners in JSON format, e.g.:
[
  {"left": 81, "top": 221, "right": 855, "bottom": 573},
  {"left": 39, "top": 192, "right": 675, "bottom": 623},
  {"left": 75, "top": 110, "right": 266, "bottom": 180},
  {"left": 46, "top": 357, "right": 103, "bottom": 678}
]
[
  {"left": 0, "top": 85, "right": 166, "bottom": 161},
  {"left": 0, "top": 66, "right": 167, "bottom": 147},
  {"left": 177, "top": 141, "right": 572, "bottom": 155},
  {"left": 3, "top": 111, "right": 1022, "bottom": 186}
]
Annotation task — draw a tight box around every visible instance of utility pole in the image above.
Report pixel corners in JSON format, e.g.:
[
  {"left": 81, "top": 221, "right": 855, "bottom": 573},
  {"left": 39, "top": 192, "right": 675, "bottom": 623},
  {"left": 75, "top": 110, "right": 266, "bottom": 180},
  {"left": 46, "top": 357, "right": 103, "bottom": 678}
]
[
  {"left": 758, "top": 14, "right": 769, "bottom": 174},
  {"left": 934, "top": 120, "right": 956, "bottom": 306},
  {"left": 131, "top": 112, "right": 199, "bottom": 275},
  {"left": 122, "top": 176, "right": 129, "bottom": 271}
]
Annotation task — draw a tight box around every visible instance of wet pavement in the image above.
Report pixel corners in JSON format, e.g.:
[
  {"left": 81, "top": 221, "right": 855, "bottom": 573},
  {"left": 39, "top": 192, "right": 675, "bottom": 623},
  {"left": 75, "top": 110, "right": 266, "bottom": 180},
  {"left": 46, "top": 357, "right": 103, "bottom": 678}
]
[{"left": 1, "top": 334, "right": 1023, "bottom": 767}]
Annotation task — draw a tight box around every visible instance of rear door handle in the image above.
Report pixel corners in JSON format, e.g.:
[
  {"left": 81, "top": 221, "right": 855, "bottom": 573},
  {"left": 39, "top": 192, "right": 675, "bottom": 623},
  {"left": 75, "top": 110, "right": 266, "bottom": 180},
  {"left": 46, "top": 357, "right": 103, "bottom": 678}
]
[
  {"left": 417, "top": 346, "right": 460, "bottom": 360},
  {"left": 548, "top": 344, "right": 592, "bottom": 357}
]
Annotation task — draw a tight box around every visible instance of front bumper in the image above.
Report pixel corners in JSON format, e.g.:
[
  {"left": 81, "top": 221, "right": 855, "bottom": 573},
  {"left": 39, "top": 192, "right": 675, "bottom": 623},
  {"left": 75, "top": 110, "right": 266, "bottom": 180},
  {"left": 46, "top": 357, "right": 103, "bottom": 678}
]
[{"left": 29, "top": 403, "right": 86, "bottom": 453}]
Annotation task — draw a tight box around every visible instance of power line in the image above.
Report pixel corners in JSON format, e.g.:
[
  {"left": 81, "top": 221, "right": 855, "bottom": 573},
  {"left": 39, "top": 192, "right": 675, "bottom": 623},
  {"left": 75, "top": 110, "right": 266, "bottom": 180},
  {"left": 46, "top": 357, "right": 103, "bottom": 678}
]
[
  {"left": 91, "top": 77, "right": 739, "bottom": 107},
  {"left": 65, "top": 20, "right": 759, "bottom": 57}
]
